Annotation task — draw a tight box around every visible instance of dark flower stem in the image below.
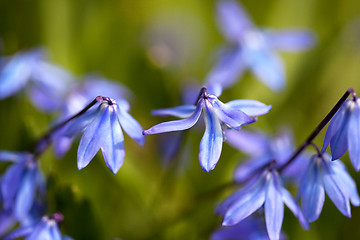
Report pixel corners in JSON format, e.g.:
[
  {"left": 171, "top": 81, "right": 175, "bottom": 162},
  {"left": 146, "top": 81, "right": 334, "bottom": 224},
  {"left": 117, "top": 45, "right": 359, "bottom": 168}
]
[
  {"left": 33, "top": 96, "right": 104, "bottom": 157},
  {"left": 279, "top": 88, "right": 354, "bottom": 172}
]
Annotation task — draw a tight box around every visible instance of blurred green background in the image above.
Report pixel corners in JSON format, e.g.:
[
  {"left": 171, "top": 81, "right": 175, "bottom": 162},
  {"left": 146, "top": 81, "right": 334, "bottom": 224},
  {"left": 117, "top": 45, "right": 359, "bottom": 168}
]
[{"left": 1, "top": 0, "right": 360, "bottom": 239}]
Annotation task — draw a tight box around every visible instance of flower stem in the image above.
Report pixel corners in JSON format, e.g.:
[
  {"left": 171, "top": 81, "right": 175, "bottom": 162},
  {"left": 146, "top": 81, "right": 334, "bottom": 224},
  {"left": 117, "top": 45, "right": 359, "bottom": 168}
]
[{"left": 279, "top": 88, "right": 354, "bottom": 172}]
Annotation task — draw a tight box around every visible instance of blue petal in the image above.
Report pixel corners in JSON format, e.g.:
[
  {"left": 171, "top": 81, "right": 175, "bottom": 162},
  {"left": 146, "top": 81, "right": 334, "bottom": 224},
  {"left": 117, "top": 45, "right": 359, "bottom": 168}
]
[
  {"left": 225, "top": 99, "right": 272, "bottom": 117},
  {"left": 48, "top": 223, "right": 62, "bottom": 240},
  {"left": 299, "top": 158, "right": 325, "bottom": 222},
  {"left": 151, "top": 105, "right": 196, "bottom": 118},
  {"left": 0, "top": 151, "right": 31, "bottom": 162},
  {"left": 199, "top": 100, "right": 223, "bottom": 172},
  {"left": 143, "top": 100, "right": 203, "bottom": 135},
  {"left": 116, "top": 105, "right": 145, "bottom": 146},
  {"left": 347, "top": 99, "right": 360, "bottom": 170},
  {"left": 14, "top": 167, "right": 37, "bottom": 222},
  {"left": 0, "top": 209, "right": 16, "bottom": 236},
  {"left": 77, "top": 106, "right": 112, "bottom": 170},
  {"left": 210, "top": 97, "right": 254, "bottom": 130},
  {"left": 233, "top": 155, "right": 271, "bottom": 183},
  {"left": 265, "top": 173, "right": 284, "bottom": 240},
  {"left": 3, "top": 225, "right": 34, "bottom": 240},
  {"left": 329, "top": 106, "right": 351, "bottom": 160},
  {"left": 263, "top": 29, "right": 316, "bottom": 51},
  {"left": 101, "top": 107, "right": 125, "bottom": 174},
  {"left": 2, "top": 163, "right": 24, "bottom": 209},
  {"left": 247, "top": 49, "right": 285, "bottom": 91},
  {"left": 27, "top": 220, "right": 50, "bottom": 240},
  {"left": 216, "top": 0, "right": 253, "bottom": 42},
  {"left": 206, "top": 48, "right": 246, "bottom": 91}
]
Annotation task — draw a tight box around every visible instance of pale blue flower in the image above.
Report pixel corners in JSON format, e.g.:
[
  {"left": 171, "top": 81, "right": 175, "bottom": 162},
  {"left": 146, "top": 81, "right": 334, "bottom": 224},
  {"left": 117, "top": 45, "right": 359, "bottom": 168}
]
[
  {"left": 205, "top": 0, "right": 315, "bottom": 95},
  {"left": 64, "top": 97, "right": 144, "bottom": 174},
  {"left": 143, "top": 88, "right": 271, "bottom": 172},
  {"left": 298, "top": 153, "right": 360, "bottom": 222},
  {"left": 218, "top": 168, "right": 308, "bottom": 240},
  {"left": 322, "top": 98, "right": 360, "bottom": 171},
  {"left": 0, "top": 48, "right": 74, "bottom": 112}
]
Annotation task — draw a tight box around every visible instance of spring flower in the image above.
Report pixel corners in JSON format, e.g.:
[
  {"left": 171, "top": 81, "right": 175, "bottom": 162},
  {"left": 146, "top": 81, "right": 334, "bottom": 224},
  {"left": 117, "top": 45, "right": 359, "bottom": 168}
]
[
  {"left": 205, "top": 0, "right": 315, "bottom": 95},
  {"left": 298, "top": 153, "right": 360, "bottom": 222},
  {"left": 0, "top": 151, "right": 46, "bottom": 225},
  {"left": 321, "top": 97, "right": 360, "bottom": 170},
  {"left": 143, "top": 88, "right": 270, "bottom": 172},
  {"left": 0, "top": 48, "right": 74, "bottom": 112},
  {"left": 63, "top": 96, "right": 144, "bottom": 174},
  {"left": 218, "top": 166, "right": 308, "bottom": 240}
]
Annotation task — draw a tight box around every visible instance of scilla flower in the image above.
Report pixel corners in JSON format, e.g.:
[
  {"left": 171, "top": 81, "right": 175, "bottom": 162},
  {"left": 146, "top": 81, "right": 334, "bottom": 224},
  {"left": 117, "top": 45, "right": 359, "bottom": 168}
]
[
  {"left": 64, "top": 96, "right": 144, "bottom": 174},
  {"left": 143, "top": 88, "right": 271, "bottom": 172},
  {"left": 205, "top": 0, "right": 315, "bottom": 95},
  {"left": 298, "top": 153, "right": 360, "bottom": 222},
  {"left": 322, "top": 97, "right": 360, "bottom": 170}
]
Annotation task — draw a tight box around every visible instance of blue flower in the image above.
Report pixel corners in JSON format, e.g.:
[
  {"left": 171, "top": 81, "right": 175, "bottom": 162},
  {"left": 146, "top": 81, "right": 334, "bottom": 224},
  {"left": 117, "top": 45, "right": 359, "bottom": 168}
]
[
  {"left": 4, "top": 213, "right": 71, "bottom": 240},
  {"left": 0, "top": 48, "right": 74, "bottom": 112},
  {"left": 205, "top": 0, "right": 315, "bottom": 94},
  {"left": 298, "top": 153, "right": 360, "bottom": 222},
  {"left": 218, "top": 167, "right": 308, "bottom": 240},
  {"left": 322, "top": 98, "right": 360, "bottom": 170},
  {"left": 225, "top": 129, "right": 310, "bottom": 182},
  {"left": 143, "top": 88, "right": 271, "bottom": 172},
  {"left": 0, "top": 151, "right": 46, "bottom": 225},
  {"left": 64, "top": 96, "right": 145, "bottom": 174}
]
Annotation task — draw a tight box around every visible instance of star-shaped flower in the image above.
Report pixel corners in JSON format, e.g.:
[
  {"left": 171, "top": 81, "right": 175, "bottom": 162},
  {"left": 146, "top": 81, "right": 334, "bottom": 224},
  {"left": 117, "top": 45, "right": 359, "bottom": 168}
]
[
  {"left": 143, "top": 87, "right": 271, "bottom": 172},
  {"left": 298, "top": 153, "right": 360, "bottom": 222},
  {"left": 321, "top": 97, "right": 360, "bottom": 170},
  {"left": 217, "top": 166, "right": 309, "bottom": 240},
  {"left": 63, "top": 96, "right": 144, "bottom": 174},
  {"left": 0, "top": 48, "right": 74, "bottom": 112},
  {"left": 205, "top": 0, "right": 315, "bottom": 95}
]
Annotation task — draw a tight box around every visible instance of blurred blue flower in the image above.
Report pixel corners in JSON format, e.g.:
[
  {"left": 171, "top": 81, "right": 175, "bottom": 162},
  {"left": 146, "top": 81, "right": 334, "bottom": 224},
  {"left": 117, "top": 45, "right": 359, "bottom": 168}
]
[
  {"left": 0, "top": 151, "right": 46, "bottom": 225},
  {"left": 298, "top": 153, "right": 360, "bottom": 222},
  {"left": 143, "top": 88, "right": 270, "bottom": 172},
  {"left": 4, "top": 213, "right": 71, "bottom": 240},
  {"left": 64, "top": 96, "right": 144, "bottom": 174},
  {"left": 225, "top": 129, "right": 310, "bottom": 182},
  {"left": 218, "top": 167, "right": 308, "bottom": 240},
  {"left": 322, "top": 98, "right": 360, "bottom": 171},
  {"left": 205, "top": 0, "right": 315, "bottom": 94},
  {"left": 0, "top": 48, "right": 74, "bottom": 112}
]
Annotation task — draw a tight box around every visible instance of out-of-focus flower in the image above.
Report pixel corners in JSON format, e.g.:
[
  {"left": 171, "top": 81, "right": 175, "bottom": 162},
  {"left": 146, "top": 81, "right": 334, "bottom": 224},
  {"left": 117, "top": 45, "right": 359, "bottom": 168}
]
[
  {"left": 322, "top": 98, "right": 360, "bottom": 171},
  {"left": 0, "top": 151, "right": 46, "bottom": 225},
  {"left": 218, "top": 167, "right": 308, "bottom": 240},
  {"left": 63, "top": 96, "right": 144, "bottom": 174},
  {"left": 0, "top": 48, "right": 74, "bottom": 112},
  {"left": 225, "top": 129, "right": 310, "bottom": 182},
  {"left": 298, "top": 153, "right": 360, "bottom": 222},
  {"left": 205, "top": 0, "right": 315, "bottom": 95},
  {"left": 4, "top": 213, "right": 71, "bottom": 240},
  {"left": 143, "top": 88, "right": 270, "bottom": 172}
]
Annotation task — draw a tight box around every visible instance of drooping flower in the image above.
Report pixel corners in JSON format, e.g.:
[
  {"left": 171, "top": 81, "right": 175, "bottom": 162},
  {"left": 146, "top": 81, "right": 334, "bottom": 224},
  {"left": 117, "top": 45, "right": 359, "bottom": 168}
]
[
  {"left": 0, "top": 48, "right": 74, "bottom": 112},
  {"left": 298, "top": 153, "right": 360, "bottom": 222},
  {"left": 225, "top": 129, "right": 310, "bottom": 182},
  {"left": 143, "top": 88, "right": 271, "bottom": 172},
  {"left": 218, "top": 167, "right": 308, "bottom": 240},
  {"left": 4, "top": 213, "right": 71, "bottom": 240},
  {"left": 0, "top": 151, "right": 46, "bottom": 225},
  {"left": 63, "top": 96, "right": 144, "bottom": 174},
  {"left": 205, "top": 0, "right": 315, "bottom": 95},
  {"left": 321, "top": 97, "right": 360, "bottom": 171}
]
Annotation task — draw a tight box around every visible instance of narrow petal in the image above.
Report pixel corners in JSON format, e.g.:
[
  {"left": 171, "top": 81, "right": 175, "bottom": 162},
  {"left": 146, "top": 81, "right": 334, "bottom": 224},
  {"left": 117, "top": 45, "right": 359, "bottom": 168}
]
[
  {"left": 2, "top": 163, "right": 24, "bottom": 209},
  {"left": 48, "top": 224, "right": 62, "bottom": 240},
  {"left": 27, "top": 221, "right": 50, "bottom": 240},
  {"left": 281, "top": 188, "right": 309, "bottom": 230},
  {"left": 151, "top": 105, "right": 196, "bottom": 118},
  {"left": 330, "top": 108, "right": 351, "bottom": 160},
  {"left": 347, "top": 99, "right": 360, "bottom": 170},
  {"left": 116, "top": 105, "right": 145, "bottom": 145},
  {"left": 77, "top": 106, "right": 111, "bottom": 170},
  {"left": 0, "top": 151, "right": 31, "bottom": 162},
  {"left": 210, "top": 97, "right": 254, "bottom": 130},
  {"left": 199, "top": 100, "right": 223, "bottom": 172},
  {"left": 217, "top": 0, "right": 253, "bottom": 42},
  {"left": 101, "top": 108, "right": 125, "bottom": 174},
  {"left": 0, "top": 210, "right": 16, "bottom": 236},
  {"left": 265, "top": 173, "right": 284, "bottom": 240},
  {"left": 143, "top": 100, "right": 203, "bottom": 135},
  {"left": 263, "top": 29, "right": 315, "bottom": 51},
  {"left": 3, "top": 225, "right": 34, "bottom": 240},
  {"left": 225, "top": 99, "right": 272, "bottom": 117}
]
